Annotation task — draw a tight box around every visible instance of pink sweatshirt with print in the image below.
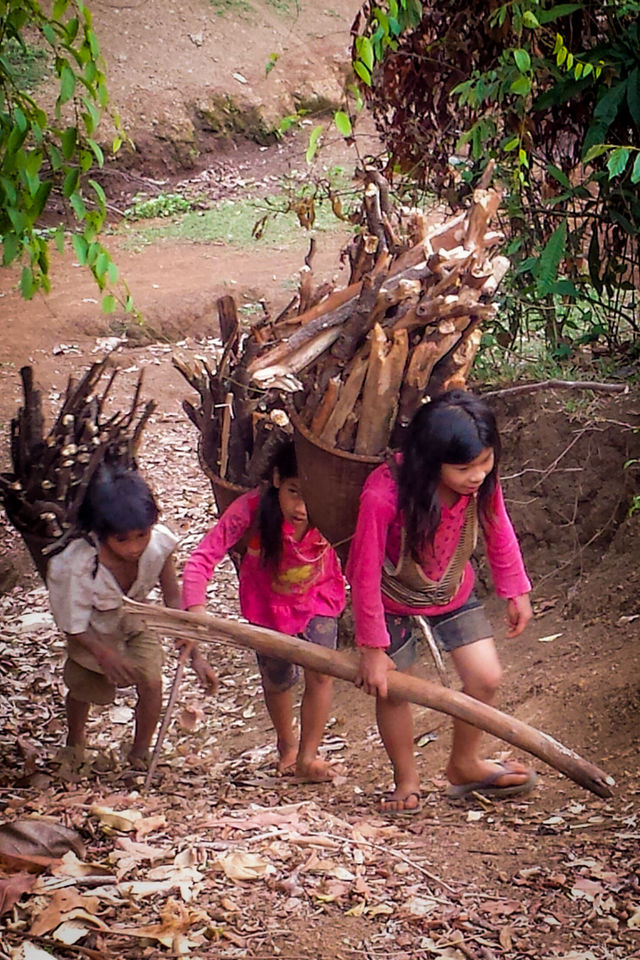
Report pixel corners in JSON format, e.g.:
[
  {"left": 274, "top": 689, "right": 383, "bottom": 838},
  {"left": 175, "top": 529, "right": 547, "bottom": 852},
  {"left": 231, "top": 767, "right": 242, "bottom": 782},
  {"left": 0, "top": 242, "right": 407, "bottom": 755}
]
[
  {"left": 345, "top": 463, "right": 531, "bottom": 649},
  {"left": 182, "top": 489, "right": 346, "bottom": 634}
]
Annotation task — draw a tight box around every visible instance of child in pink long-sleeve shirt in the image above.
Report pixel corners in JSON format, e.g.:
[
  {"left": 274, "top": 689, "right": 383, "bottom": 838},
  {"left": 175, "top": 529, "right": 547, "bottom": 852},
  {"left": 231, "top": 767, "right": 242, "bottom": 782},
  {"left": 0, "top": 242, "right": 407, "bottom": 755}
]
[
  {"left": 183, "top": 441, "right": 346, "bottom": 782},
  {"left": 347, "top": 390, "right": 536, "bottom": 813}
]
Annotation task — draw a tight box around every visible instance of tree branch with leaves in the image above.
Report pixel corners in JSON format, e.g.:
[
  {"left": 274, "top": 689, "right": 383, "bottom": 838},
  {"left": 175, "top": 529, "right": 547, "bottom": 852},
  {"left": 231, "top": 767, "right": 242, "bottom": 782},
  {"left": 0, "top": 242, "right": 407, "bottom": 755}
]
[{"left": 0, "top": 0, "right": 131, "bottom": 312}]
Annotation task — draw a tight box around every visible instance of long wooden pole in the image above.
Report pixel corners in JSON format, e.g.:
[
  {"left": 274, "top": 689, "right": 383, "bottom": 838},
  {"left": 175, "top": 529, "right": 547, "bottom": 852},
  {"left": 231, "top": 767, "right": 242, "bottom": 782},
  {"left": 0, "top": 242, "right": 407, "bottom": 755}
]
[{"left": 123, "top": 599, "right": 615, "bottom": 799}]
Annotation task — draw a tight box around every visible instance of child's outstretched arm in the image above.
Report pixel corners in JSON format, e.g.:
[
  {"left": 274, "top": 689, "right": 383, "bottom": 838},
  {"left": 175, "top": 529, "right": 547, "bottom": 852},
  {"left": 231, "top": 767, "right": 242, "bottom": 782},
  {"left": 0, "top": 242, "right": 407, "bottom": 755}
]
[{"left": 160, "top": 557, "right": 218, "bottom": 695}]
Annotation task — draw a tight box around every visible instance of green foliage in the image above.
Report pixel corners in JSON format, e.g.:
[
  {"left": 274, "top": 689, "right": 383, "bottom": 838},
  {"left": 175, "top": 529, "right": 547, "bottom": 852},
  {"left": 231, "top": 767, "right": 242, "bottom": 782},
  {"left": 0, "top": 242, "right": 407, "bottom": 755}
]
[
  {"left": 351, "top": 0, "right": 640, "bottom": 362},
  {"left": 0, "top": 0, "right": 130, "bottom": 309},
  {"left": 124, "top": 192, "right": 195, "bottom": 220}
]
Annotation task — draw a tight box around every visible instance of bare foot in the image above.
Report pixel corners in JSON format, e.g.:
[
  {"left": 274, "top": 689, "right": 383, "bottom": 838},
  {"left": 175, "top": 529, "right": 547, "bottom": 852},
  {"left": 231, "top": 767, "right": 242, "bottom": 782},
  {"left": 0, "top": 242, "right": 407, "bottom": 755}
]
[
  {"left": 127, "top": 749, "right": 150, "bottom": 770},
  {"left": 295, "top": 757, "right": 334, "bottom": 783},
  {"left": 276, "top": 744, "right": 298, "bottom": 776}
]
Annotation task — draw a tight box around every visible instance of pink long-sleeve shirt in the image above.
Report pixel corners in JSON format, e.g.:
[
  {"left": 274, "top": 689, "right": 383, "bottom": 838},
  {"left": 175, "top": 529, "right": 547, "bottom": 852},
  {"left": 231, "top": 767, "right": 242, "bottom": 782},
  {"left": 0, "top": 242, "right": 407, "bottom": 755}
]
[
  {"left": 346, "top": 463, "right": 531, "bottom": 649},
  {"left": 182, "top": 489, "right": 346, "bottom": 634}
]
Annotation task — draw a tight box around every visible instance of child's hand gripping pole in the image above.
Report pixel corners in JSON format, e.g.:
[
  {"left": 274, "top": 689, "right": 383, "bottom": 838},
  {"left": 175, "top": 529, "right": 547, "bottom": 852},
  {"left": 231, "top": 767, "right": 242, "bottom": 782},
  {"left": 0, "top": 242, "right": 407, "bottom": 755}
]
[{"left": 123, "top": 598, "right": 616, "bottom": 799}]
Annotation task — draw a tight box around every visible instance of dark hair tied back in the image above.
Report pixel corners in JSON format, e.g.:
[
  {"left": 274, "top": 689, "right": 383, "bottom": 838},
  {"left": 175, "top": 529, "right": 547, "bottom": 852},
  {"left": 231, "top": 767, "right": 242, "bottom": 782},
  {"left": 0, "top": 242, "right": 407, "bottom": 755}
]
[
  {"left": 399, "top": 390, "right": 501, "bottom": 561},
  {"left": 258, "top": 440, "right": 298, "bottom": 570}
]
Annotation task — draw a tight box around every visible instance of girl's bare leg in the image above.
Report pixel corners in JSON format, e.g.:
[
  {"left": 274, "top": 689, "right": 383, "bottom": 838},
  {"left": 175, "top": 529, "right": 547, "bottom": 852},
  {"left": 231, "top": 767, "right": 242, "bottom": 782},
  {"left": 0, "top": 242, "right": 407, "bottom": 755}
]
[
  {"left": 296, "top": 668, "right": 333, "bottom": 781},
  {"left": 376, "top": 693, "right": 421, "bottom": 811},
  {"left": 131, "top": 678, "right": 162, "bottom": 760},
  {"left": 446, "top": 637, "right": 530, "bottom": 786},
  {"left": 66, "top": 694, "right": 90, "bottom": 753},
  {"left": 262, "top": 685, "right": 297, "bottom": 773}
]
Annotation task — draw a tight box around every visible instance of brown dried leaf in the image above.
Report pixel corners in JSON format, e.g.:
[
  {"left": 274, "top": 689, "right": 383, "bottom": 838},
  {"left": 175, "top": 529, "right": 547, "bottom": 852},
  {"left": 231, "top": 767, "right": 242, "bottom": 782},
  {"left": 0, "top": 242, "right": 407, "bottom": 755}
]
[{"left": 0, "top": 871, "right": 36, "bottom": 916}]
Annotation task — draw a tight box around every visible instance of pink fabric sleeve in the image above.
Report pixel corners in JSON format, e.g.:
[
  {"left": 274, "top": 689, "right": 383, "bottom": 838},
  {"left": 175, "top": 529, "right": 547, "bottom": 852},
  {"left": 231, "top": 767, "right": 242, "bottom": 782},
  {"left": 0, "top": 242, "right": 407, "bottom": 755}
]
[
  {"left": 181, "top": 490, "right": 257, "bottom": 609},
  {"left": 481, "top": 482, "right": 532, "bottom": 598},
  {"left": 346, "top": 470, "right": 397, "bottom": 649}
]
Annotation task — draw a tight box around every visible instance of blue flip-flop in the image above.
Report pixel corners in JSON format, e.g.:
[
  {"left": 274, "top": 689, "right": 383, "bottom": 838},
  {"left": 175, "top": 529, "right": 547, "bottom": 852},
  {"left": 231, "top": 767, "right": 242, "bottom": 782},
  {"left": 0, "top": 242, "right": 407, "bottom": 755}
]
[
  {"left": 447, "top": 763, "right": 538, "bottom": 800},
  {"left": 378, "top": 790, "right": 422, "bottom": 816}
]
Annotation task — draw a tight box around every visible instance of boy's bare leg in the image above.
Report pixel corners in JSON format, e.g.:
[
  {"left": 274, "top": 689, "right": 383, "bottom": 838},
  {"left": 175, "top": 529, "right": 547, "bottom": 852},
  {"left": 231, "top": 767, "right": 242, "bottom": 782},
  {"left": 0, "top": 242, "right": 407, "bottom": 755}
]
[
  {"left": 262, "top": 686, "right": 297, "bottom": 774},
  {"left": 66, "top": 694, "right": 90, "bottom": 755},
  {"left": 296, "top": 669, "right": 333, "bottom": 782},
  {"left": 376, "top": 694, "right": 421, "bottom": 811},
  {"left": 130, "top": 679, "right": 162, "bottom": 762},
  {"left": 446, "top": 637, "right": 530, "bottom": 787}
]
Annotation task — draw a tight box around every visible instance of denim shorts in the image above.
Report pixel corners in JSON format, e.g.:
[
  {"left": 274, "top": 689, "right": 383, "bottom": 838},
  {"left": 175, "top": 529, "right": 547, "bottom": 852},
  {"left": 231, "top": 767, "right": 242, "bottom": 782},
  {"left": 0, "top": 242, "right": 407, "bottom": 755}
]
[
  {"left": 385, "top": 594, "right": 493, "bottom": 671},
  {"left": 257, "top": 615, "right": 338, "bottom": 692}
]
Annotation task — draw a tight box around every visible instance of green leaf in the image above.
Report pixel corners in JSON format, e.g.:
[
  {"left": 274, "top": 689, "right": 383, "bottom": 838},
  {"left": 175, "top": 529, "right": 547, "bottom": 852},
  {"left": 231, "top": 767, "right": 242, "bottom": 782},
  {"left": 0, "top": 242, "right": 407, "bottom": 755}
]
[
  {"left": 53, "top": 0, "right": 70, "bottom": 17},
  {"left": 102, "top": 294, "right": 116, "bottom": 313},
  {"left": 89, "top": 178, "right": 106, "bottom": 208},
  {"left": 546, "top": 164, "right": 571, "bottom": 189},
  {"left": 61, "top": 126, "right": 77, "bottom": 160},
  {"left": 513, "top": 48, "right": 531, "bottom": 73},
  {"left": 593, "top": 82, "right": 627, "bottom": 127},
  {"left": 626, "top": 68, "right": 640, "bottom": 126},
  {"left": 72, "top": 233, "right": 89, "bottom": 265},
  {"left": 70, "top": 193, "right": 86, "bottom": 219},
  {"left": 20, "top": 266, "right": 35, "bottom": 299},
  {"left": 54, "top": 224, "right": 65, "bottom": 254},
  {"left": 59, "top": 63, "right": 76, "bottom": 104},
  {"left": 354, "top": 61, "right": 372, "bottom": 86},
  {"left": 582, "top": 141, "right": 610, "bottom": 164},
  {"left": 538, "top": 4, "right": 582, "bottom": 24},
  {"left": 305, "top": 124, "right": 323, "bottom": 164},
  {"left": 2, "top": 234, "right": 19, "bottom": 266},
  {"left": 112, "top": 136, "right": 123, "bottom": 153},
  {"left": 631, "top": 153, "right": 640, "bottom": 185},
  {"left": 522, "top": 11, "right": 540, "bottom": 28},
  {"left": 334, "top": 111, "right": 352, "bottom": 137},
  {"left": 356, "top": 36, "right": 375, "bottom": 72},
  {"left": 606, "top": 147, "right": 630, "bottom": 178},
  {"left": 503, "top": 136, "right": 519, "bottom": 151},
  {"left": 63, "top": 167, "right": 79, "bottom": 198},
  {"left": 510, "top": 75, "right": 531, "bottom": 97},
  {"left": 535, "top": 221, "right": 567, "bottom": 295},
  {"left": 87, "top": 138, "right": 104, "bottom": 166}
]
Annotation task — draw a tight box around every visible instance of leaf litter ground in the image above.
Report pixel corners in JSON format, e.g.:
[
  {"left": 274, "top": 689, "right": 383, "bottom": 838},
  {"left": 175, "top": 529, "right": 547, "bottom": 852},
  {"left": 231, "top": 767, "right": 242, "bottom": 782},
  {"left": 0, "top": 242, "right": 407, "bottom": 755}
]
[{"left": 0, "top": 342, "right": 639, "bottom": 960}]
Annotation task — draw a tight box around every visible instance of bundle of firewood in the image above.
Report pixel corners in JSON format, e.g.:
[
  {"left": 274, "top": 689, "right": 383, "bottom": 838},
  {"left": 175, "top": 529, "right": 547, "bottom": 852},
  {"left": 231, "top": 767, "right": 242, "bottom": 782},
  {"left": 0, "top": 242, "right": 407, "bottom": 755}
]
[
  {"left": 0, "top": 360, "right": 155, "bottom": 580},
  {"left": 177, "top": 169, "right": 508, "bottom": 489}
]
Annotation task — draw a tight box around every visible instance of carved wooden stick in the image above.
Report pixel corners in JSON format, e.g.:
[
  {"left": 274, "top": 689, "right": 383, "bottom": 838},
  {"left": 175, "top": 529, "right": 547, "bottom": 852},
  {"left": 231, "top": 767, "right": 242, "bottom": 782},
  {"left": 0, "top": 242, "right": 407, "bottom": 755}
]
[{"left": 123, "top": 600, "right": 615, "bottom": 799}]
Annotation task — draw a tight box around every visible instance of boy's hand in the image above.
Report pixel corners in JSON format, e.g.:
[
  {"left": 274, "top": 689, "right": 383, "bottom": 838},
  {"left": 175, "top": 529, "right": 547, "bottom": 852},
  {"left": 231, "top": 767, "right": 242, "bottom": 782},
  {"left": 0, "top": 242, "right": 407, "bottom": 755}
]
[
  {"left": 96, "top": 647, "right": 138, "bottom": 686},
  {"left": 355, "top": 646, "right": 396, "bottom": 699},
  {"left": 191, "top": 652, "right": 218, "bottom": 696},
  {"left": 505, "top": 593, "right": 533, "bottom": 637}
]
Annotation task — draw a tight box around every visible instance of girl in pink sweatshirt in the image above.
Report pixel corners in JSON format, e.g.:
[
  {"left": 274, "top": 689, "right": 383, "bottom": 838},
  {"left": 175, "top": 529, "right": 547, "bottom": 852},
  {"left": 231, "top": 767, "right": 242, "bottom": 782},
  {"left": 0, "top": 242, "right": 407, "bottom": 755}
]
[
  {"left": 347, "top": 390, "right": 535, "bottom": 813},
  {"left": 182, "top": 441, "right": 346, "bottom": 782}
]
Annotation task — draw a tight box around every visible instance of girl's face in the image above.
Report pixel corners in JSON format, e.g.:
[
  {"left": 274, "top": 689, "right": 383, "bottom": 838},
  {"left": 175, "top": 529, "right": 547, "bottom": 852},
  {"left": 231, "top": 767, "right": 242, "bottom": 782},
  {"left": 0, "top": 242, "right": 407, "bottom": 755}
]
[
  {"left": 439, "top": 447, "right": 495, "bottom": 498},
  {"left": 104, "top": 528, "right": 152, "bottom": 562},
  {"left": 276, "top": 475, "right": 308, "bottom": 528}
]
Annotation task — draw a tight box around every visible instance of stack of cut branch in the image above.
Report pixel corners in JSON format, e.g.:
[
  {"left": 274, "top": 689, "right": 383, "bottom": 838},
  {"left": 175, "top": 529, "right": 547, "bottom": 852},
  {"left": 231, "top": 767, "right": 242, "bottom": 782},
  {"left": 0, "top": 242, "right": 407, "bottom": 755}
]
[
  {"left": 174, "top": 295, "right": 290, "bottom": 491},
  {"left": 0, "top": 360, "right": 156, "bottom": 580},
  {"left": 246, "top": 172, "right": 507, "bottom": 456},
  {"left": 176, "top": 170, "right": 509, "bottom": 495}
]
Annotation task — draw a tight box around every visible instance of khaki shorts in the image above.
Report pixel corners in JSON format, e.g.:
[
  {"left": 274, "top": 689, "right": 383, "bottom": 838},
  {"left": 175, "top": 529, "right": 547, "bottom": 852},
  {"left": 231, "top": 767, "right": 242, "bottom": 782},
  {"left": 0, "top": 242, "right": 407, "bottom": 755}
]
[{"left": 64, "top": 631, "right": 163, "bottom": 705}]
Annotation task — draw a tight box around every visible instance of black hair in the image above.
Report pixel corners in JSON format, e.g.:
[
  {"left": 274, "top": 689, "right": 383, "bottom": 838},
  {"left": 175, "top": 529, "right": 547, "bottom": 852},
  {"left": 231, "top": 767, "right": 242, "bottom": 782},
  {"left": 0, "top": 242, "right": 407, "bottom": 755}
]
[
  {"left": 398, "top": 389, "right": 501, "bottom": 561},
  {"left": 258, "top": 440, "right": 298, "bottom": 570},
  {"left": 79, "top": 463, "right": 160, "bottom": 541}
]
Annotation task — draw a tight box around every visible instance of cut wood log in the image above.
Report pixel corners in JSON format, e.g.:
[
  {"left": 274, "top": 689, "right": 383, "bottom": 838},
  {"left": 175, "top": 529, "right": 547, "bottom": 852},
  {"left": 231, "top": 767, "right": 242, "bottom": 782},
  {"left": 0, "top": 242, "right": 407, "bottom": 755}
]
[
  {"left": 355, "top": 325, "right": 409, "bottom": 456},
  {"left": 310, "top": 377, "right": 341, "bottom": 436},
  {"left": 320, "top": 352, "right": 369, "bottom": 446},
  {"left": 123, "top": 599, "right": 616, "bottom": 799}
]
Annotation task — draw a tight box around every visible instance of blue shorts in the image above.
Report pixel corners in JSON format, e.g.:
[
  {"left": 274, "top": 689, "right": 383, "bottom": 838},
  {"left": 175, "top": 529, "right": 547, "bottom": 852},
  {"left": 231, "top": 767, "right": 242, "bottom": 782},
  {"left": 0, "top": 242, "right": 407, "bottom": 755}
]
[
  {"left": 384, "top": 594, "right": 493, "bottom": 671},
  {"left": 257, "top": 615, "right": 338, "bottom": 692}
]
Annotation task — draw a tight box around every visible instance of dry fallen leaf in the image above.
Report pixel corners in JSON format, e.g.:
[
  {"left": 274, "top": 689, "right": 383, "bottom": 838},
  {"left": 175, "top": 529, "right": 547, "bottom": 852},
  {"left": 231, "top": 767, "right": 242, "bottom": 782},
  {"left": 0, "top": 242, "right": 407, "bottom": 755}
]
[
  {"left": 90, "top": 805, "right": 143, "bottom": 833},
  {"left": 214, "top": 851, "right": 272, "bottom": 881},
  {"left": 0, "top": 872, "right": 36, "bottom": 916}
]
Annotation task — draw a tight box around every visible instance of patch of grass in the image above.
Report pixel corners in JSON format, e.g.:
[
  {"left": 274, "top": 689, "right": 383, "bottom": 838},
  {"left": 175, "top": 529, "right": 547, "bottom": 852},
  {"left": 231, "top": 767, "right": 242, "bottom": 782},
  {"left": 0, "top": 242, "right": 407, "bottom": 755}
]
[
  {"left": 3, "top": 38, "right": 49, "bottom": 90},
  {"left": 124, "top": 192, "right": 196, "bottom": 220},
  {"left": 209, "top": 0, "right": 254, "bottom": 18},
  {"left": 119, "top": 191, "right": 352, "bottom": 250}
]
